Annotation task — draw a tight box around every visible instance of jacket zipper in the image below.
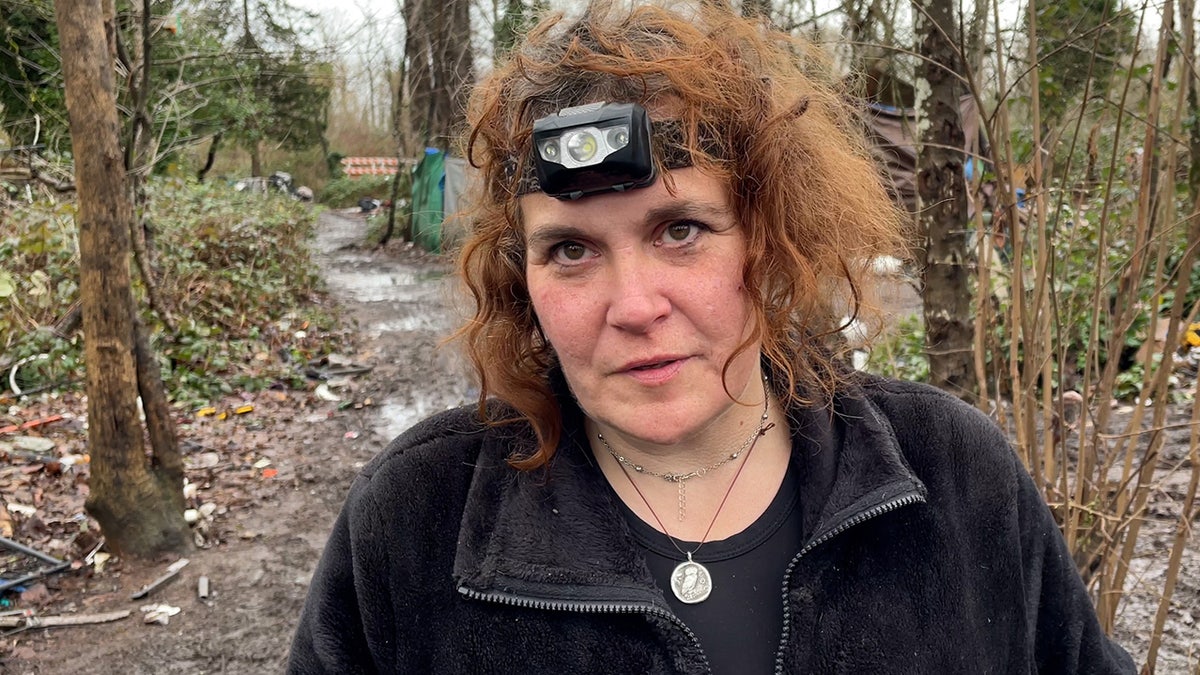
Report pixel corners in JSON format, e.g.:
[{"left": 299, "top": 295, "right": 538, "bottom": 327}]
[
  {"left": 772, "top": 491, "right": 926, "bottom": 675},
  {"left": 458, "top": 586, "right": 713, "bottom": 673}
]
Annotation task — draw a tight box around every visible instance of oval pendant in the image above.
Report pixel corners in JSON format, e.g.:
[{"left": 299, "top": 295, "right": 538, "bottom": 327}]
[{"left": 670, "top": 559, "right": 712, "bottom": 604}]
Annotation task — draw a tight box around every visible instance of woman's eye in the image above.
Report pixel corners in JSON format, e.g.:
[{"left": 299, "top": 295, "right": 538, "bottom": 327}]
[
  {"left": 659, "top": 221, "right": 704, "bottom": 246},
  {"left": 551, "top": 241, "right": 594, "bottom": 264}
]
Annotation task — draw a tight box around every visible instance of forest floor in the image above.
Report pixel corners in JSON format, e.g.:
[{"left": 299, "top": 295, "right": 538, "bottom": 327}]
[
  {"left": 0, "top": 210, "right": 1197, "bottom": 673},
  {"left": 0, "top": 210, "right": 468, "bottom": 674}
]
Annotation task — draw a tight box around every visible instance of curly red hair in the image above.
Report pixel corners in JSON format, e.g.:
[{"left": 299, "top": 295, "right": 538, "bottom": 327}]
[{"left": 453, "top": 1, "right": 906, "bottom": 469}]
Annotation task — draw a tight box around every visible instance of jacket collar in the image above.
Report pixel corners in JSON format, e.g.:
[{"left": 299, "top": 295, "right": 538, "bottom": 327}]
[{"left": 453, "top": 375, "right": 926, "bottom": 604}]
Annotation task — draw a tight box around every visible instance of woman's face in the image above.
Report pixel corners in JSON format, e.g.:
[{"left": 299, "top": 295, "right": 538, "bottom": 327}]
[{"left": 522, "top": 167, "right": 761, "bottom": 446}]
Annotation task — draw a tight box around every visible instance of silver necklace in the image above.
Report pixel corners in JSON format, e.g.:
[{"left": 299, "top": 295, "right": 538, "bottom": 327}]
[
  {"left": 604, "top": 380, "right": 774, "bottom": 604},
  {"left": 598, "top": 375, "right": 771, "bottom": 522}
]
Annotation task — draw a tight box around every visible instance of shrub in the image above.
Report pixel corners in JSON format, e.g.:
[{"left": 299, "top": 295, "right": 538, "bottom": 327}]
[{"left": 1, "top": 178, "right": 348, "bottom": 406}]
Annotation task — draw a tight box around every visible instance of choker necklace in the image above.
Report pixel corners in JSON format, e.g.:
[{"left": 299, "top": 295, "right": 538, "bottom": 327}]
[
  {"left": 598, "top": 375, "right": 771, "bottom": 522},
  {"left": 611, "top": 411, "right": 774, "bottom": 604}
]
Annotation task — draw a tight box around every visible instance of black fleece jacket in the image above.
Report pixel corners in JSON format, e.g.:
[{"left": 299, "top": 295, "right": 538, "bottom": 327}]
[{"left": 288, "top": 376, "right": 1135, "bottom": 674}]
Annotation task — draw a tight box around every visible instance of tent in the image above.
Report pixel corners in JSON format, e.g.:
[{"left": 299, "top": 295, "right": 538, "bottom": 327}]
[
  {"left": 862, "top": 94, "right": 985, "bottom": 214},
  {"left": 409, "top": 149, "right": 469, "bottom": 253}
]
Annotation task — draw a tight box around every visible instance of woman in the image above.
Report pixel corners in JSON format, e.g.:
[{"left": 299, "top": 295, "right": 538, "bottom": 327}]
[{"left": 289, "top": 2, "right": 1135, "bottom": 673}]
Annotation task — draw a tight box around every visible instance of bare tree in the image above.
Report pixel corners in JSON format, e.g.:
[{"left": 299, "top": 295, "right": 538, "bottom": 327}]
[
  {"left": 53, "top": 0, "right": 190, "bottom": 558},
  {"left": 402, "top": 0, "right": 474, "bottom": 150},
  {"left": 911, "top": 0, "right": 975, "bottom": 397}
]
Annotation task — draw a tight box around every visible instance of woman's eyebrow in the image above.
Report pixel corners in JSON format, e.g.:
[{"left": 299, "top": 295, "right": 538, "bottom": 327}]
[
  {"left": 525, "top": 224, "right": 590, "bottom": 249},
  {"left": 641, "top": 201, "right": 731, "bottom": 225},
  {"left": 524, "top": 200, "right": 732, "bottom": 250}
]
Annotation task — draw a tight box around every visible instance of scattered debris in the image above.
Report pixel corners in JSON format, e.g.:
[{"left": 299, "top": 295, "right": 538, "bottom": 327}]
[
  {"left": 1181, "top": 322, "right": 1199, "bottom": 349},
  {"left": 5, "top": 354, "right": 50, "bottom": 396},
  {"left": 0, "top": 415, "right": 64, "bottom": 436},
  {"left": 0, "top": 608, "right": 131, "bottom": 630},
  {"left": 196, "top": 404, "right": 254, "bottom": 421},
  {"left": 139, "top": 603, "right": 181, "bottom": 626},
  {"left": 5, "top": 504, "right": 35, "bottom": 517},
  {"left": 313, "top": 383, "right": 341, "bottom": 402},
  {"left": 304, "top": 354, "right": 373, "bottom": 381},
  {"left": 9, "top": 436, "right": 55, "bottom": 454},
  {"left": 0, "top": 535, "right": 71, "bottom": 594},
  {"left": 81, "top": 538, "right": 105, "bottom": 566},
  {"left": 189, "top": 452, "right": 222, "bottom": 469},
  {"left": 129, "top": 558, "right": 189, "bottom": 601},
  {"left": 197, "top": 576, "right": 210, "bottom": 600},
  {"left": 18, "top": 583, "right": 49, "bottom": 606}
]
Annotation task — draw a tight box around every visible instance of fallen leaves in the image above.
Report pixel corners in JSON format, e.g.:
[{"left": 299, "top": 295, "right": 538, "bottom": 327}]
[{"left": 0, "top": 386, "right": 346, "bottom": 599}]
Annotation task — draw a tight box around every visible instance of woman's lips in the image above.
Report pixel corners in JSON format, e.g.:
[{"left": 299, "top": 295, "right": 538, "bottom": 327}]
[{"left": 621, "top": 357, "right": 687, "bottom": 385}]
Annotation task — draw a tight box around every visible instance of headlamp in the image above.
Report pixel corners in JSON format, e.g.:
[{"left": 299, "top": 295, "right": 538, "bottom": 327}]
[{"left": 531, "top": 102, "right": 655, "bottom": 200}]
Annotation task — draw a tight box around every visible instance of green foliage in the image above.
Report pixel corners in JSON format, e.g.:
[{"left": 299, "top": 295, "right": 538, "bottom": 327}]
[
  {"left": 0, "top": 0, "right": 67, "bottom": 150},
  {"left": 183, "top": 0, "right": 331, "bottom": 162},
  {"left": 1046, "top": 194, "right": 1145, "bottom": 374},
  {"left": 0, "top": 198, "right": 81, "bottom": 336},
  {"left": 318, "top": 174, "right": 398, "bottom": 208},
  {"left": 865, "top": 315, "right": 930, "bottom": 383},
  {"left": 1, "top": 179, "right": 346, "bottom": 405},
  {"left": 978, "top": 144, "right": 1191, "bottom": 401},
  {"left": 0, "top": 0, "right": 331, "bottom": 176},
  {"left": 1033, "top": 0, "right": 1136, "bottom": 125},
  {"left": 494, "top": 0, "right": 548, "bottom": 58}
]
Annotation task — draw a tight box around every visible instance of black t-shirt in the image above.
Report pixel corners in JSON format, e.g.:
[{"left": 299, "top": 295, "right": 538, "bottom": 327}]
[{"left": 617, "top": 463, "right": 805, "bottom": 674}]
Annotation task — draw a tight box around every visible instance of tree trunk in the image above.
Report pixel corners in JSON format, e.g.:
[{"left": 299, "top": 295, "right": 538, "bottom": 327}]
[
  {"left": 197, "top": 132, "right": 222, "bottom": 182},
  {"left": 444, "top": 0, "right": 474, "bottom": 146},
  {"left": 913, "top": 0, "right": 976, "bottom": 398},
  {"left": 405, "top": 0, "right": 473, "bottom": 150},
  {"left": 53, "top": 0, "right": 190, "bottom": 558},
  {"left": 250, "top": 141, "right": 263, "bottom": 178},
  {"left": 404, "top": 0, "right": 434, "bottom": 147},
  {"left": 381, "top": 60, "right": 406, "bottom": 247},
  {"left": 133, "top": 314, "right": 184, "bottom": 494}
]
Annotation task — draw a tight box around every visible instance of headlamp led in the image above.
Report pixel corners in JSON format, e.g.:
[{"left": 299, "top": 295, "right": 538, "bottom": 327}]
[{"left": 531, "top": 102, "right": 655, "bottom": 200}]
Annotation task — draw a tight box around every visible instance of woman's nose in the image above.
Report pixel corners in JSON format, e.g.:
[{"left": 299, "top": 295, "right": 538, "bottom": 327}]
[{"left": 604, "top": 259, "right": 670, "bottom": 333}]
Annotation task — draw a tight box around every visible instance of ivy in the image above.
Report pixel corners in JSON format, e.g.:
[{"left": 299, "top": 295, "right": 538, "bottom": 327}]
[{"left": 1, "top": 178, "right": 347, "bottom": 406}]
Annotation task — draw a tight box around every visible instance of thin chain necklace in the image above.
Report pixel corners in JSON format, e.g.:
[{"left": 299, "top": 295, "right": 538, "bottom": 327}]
[
  {"left": 598, "top": 375, "right": 771, "bottom": 522},
  {"left": 612, "top": 413, "right": 775, "bottom": 604}
]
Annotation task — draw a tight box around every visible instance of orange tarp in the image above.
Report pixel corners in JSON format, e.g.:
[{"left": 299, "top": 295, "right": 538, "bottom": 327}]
[{"left": 340, "top": 157, "right": 400, "bottom": 177}]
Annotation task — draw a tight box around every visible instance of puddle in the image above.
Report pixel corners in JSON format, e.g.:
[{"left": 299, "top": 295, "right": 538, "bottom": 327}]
[
  {"left": 325, "top": 271, "right": 420, "bottom": 301},
  {"left": 377, "top": 395, "right": 464, "bottom": 442},
  {"left": 372, "top": 315, "right": 447, "bottom": 333},
  {"left": 315, "top": 212, "right": 469, "bottom": 444}
]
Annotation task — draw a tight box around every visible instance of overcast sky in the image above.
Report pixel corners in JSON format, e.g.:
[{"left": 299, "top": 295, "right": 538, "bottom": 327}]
[{"left": 291, "top": 0, "right": 399, "bottom": 25}]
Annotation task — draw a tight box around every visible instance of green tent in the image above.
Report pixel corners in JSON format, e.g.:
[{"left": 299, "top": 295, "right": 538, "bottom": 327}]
[
  {"left": 409, "top": 149, "right": 446, "bottom": 252},
  {"left": 409, "top": 149, "right": 469, "bottom": 253}
]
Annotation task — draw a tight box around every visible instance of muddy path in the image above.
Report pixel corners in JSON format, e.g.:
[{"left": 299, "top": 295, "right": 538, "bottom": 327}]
[{"left": 3, "top": 210, "right": 466, "bottom": 674}]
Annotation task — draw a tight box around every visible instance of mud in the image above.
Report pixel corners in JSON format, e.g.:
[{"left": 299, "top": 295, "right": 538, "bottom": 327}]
[{"left": 2, "top": 211, "right": 467, "bottom": 674}]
